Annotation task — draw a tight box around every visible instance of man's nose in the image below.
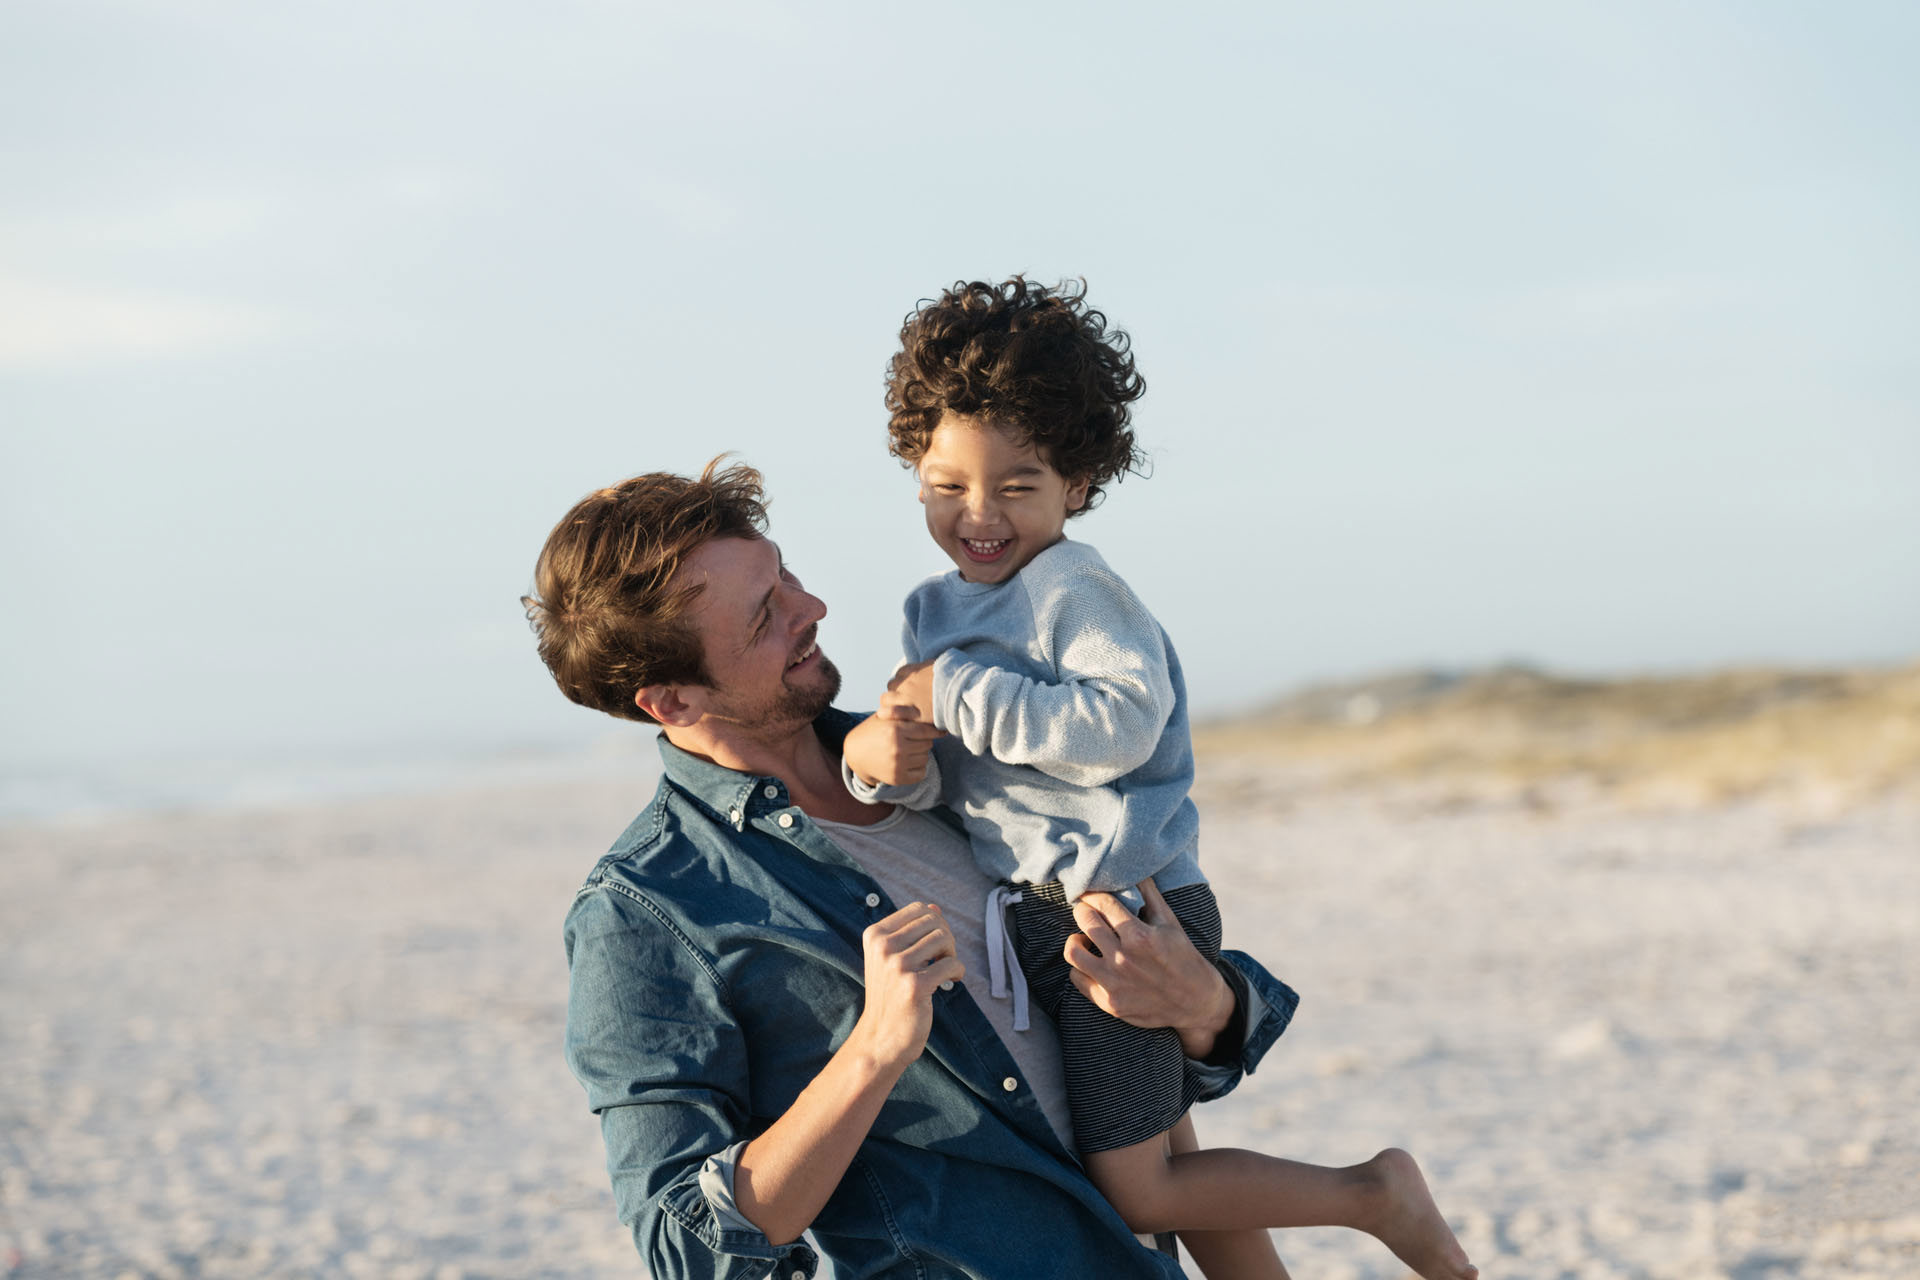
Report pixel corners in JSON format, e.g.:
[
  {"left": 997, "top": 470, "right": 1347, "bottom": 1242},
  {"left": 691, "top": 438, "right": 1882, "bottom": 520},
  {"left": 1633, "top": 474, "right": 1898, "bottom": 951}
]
[{"left": 792, "top": 586, "right": 827, "bottom": 630}]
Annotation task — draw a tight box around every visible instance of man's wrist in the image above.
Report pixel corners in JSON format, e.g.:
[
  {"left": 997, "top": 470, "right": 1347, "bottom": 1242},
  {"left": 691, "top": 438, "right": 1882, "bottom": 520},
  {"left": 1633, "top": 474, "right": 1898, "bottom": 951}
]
[
  {"left": 843, "top": 1015, "right": 916, "bottom": 1083},
  {"left": 1174, "top": 964, "right": 1237, "bottom": 1060}
]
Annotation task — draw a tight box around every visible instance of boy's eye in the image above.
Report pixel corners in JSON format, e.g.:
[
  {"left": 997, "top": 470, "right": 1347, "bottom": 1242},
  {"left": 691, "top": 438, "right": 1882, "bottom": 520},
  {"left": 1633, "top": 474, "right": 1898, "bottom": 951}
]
[{"left": 1002, "top": 486, "right": 1032, "bottom": 495}]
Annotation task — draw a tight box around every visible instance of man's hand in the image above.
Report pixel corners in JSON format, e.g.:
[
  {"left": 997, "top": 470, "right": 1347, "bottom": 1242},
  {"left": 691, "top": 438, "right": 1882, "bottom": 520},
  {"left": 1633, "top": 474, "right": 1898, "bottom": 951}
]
[
  {"left": 1064, "top": 880, "right": 1236, "bottom": 1060},
  {"left": 848, "top": 902, "right": 964, "bottom": 1072},
  {"left": 843, "top": 701, "right": 943, "bottom": 787},
  {"left": 886, "top": 659, "right": 939, "bottom": 725}
]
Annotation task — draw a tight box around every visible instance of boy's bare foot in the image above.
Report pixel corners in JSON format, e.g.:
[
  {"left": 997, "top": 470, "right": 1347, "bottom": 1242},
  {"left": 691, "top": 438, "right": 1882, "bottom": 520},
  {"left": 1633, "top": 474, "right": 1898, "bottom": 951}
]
[{"left": 1356, "top": 1148, "right": 1478, "bottom": 1280}]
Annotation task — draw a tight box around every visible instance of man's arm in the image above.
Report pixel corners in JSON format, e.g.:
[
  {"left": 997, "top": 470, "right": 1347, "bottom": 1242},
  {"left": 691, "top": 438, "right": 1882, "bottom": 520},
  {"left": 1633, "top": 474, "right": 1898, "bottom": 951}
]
[
  {"left": 568, "top": 887, "right": 785, "bottom": 1280},
  {"left": 733, "top": 901, "right": 963, "bottom": 1243},
  {"left": 566, "top": 888, "right": 961, "bottom": 1275}
]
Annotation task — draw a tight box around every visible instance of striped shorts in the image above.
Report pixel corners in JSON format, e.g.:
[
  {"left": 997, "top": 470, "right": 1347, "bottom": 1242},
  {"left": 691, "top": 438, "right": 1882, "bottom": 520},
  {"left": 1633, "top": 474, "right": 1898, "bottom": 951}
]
[{"left": 1009, "top": 880, "right": 1224, "bottom": 1154}]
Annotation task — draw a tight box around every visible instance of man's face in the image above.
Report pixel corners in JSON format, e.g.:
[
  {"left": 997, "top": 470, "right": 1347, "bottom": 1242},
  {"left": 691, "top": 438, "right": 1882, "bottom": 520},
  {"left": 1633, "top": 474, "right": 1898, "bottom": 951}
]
[{"left": 679, "top": 536, "right": 840, "bottom": 730}]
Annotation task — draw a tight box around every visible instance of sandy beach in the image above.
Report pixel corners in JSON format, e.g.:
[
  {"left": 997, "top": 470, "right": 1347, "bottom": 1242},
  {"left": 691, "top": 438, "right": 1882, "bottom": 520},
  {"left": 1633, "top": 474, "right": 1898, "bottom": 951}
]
[{"left": 4, "top": 742, "right": 1916, "bottom": 1278}]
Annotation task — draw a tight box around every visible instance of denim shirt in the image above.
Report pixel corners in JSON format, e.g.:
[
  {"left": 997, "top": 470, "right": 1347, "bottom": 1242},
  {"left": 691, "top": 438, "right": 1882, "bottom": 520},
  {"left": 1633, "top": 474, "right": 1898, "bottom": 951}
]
[{"left": 563, "top": 709, "right": 1299, "bottom": 1280}]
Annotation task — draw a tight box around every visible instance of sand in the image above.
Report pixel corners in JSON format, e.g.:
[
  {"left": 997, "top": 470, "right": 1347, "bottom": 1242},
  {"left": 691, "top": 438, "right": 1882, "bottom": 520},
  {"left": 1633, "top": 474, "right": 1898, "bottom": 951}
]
[{"left": 3, "top": 762, "right": 1915, "bottom": 1278}]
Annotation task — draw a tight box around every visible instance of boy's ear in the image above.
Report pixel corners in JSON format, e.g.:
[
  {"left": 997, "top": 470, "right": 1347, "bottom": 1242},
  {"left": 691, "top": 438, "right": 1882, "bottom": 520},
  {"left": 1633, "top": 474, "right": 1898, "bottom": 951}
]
[
  {"left": 635, "top": 683, "right": 700, "bottom": 727},
  {"left": 1066, "top": 475, "right": 1090, "bottom": 512}
]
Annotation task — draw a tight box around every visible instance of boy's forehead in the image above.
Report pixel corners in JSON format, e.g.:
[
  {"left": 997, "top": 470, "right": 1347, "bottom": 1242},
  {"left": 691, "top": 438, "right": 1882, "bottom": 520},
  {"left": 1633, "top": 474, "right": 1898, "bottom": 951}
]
[{"left": 922, "top": 416, "right": 1054, "bottom": 473}]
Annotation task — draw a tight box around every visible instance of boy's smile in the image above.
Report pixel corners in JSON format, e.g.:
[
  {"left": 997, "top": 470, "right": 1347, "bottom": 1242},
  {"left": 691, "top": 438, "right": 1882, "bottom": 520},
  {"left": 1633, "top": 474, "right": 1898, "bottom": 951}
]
[{"left": 918, "top": 413, "right": 1089, "bottom": 585}]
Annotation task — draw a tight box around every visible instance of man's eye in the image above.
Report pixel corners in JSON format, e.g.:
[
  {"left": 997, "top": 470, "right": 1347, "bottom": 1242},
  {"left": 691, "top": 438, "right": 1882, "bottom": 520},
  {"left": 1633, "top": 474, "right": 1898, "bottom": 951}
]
[{"left": 1002, "top": 486, "right": 1032, "bottom": 496}]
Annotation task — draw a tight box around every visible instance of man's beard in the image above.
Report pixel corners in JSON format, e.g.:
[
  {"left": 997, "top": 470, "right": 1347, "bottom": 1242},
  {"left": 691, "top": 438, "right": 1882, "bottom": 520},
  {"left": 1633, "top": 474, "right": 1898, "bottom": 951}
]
[
  {"left": 776, "top": 652, "right": 841, "bottom": 724},
  {"left": 713, "top": 652, "right": 842, "bottom": 731}
]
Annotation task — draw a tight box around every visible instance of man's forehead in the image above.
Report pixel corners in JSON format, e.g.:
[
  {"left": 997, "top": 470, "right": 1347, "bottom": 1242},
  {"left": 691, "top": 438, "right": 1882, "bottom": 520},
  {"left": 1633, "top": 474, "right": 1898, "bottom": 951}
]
[{"left": 681, "top": 535, "right": 780, "bottom": 615}]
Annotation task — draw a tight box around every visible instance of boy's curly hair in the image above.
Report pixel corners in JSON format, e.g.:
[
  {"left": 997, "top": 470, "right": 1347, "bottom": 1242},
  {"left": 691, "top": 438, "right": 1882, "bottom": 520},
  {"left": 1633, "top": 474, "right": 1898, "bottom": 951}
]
[{"left": 884, "top": 277, "right": 1147, "bottom": 514}]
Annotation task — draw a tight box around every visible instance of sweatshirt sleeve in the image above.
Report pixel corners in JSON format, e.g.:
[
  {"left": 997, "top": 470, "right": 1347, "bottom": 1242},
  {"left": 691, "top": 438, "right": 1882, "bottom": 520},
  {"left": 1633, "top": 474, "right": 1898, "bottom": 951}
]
[
  {"left": 842, "top": 749, "right": 944, "bottom": 810},
  {"left": 931, "top": 560, "right": 1176, "bottom": 787}
]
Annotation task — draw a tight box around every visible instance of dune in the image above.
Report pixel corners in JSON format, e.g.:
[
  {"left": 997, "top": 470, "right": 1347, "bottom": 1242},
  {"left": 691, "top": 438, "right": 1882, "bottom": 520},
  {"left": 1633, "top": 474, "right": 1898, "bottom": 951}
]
[{"left": 1197, "top": 660, "right": 1920, "bottom": 810}]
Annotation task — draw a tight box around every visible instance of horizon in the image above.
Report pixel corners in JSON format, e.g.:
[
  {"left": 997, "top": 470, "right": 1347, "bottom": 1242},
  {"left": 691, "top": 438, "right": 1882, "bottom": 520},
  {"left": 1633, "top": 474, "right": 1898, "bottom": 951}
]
[{"left": 8, "top": 651, "right": 1911, "bottom": 827}]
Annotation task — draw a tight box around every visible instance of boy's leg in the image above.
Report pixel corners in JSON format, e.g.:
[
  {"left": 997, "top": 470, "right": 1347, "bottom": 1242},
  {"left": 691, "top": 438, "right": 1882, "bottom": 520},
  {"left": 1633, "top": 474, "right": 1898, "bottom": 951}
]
[
  {"left": 1024, "top": 882, "right": 1475, "bottom": 1278},
  {"left": 1166, "top": 1114, "right": 1291, "bottom": 1280},
  {"left": 1084, "top": 1139, "right": 1476, "bottom": 1280}
]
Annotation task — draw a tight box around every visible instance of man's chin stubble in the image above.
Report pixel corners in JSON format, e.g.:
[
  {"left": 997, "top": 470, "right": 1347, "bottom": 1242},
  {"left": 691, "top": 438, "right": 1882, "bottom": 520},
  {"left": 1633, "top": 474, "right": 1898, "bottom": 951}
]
[
  {"left": 761, "top": 653, "right": 839, "bottom": 726},
  {"left": 791, "top": 654, "right": 842, "bottom": 721}
]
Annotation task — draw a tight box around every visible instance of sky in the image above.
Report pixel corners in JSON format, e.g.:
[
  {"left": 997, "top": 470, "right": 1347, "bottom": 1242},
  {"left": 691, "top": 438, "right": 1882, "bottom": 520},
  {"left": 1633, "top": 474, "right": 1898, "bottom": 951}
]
[{"left": 3, "top": 0, "right": 1917, "bottom": 787}]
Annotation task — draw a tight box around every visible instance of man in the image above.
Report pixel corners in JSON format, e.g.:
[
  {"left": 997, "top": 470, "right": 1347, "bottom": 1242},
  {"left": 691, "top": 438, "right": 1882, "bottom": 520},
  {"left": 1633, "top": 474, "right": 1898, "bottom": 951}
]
[{"left": 526, "top": 460, "right": 1295, "bottom": 1278}]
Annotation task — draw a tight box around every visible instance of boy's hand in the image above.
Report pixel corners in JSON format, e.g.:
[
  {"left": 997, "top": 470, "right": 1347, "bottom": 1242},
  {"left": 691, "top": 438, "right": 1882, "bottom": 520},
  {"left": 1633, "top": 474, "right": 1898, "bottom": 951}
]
[
  {"left": 844, "top": 702, "right": 944, "bottom": 787},
  {"left": 1064, "top": 880, "right": 1236, "bottom": 1060},
  {"left": 886, "top": 659, "right": 939, "bottom": 724}
]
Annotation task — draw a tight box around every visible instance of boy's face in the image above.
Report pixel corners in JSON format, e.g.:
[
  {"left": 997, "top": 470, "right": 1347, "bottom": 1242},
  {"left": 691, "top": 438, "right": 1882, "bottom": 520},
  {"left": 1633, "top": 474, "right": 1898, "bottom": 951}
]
[{"left": 917, "top": 413, "right": 1089, "bottom": 585}]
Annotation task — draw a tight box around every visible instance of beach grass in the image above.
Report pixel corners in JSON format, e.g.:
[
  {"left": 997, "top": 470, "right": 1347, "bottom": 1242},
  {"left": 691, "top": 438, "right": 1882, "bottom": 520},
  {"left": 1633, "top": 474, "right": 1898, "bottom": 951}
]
[{"left": 1196, "top": 660, "right": 1920, "bottom": 808}]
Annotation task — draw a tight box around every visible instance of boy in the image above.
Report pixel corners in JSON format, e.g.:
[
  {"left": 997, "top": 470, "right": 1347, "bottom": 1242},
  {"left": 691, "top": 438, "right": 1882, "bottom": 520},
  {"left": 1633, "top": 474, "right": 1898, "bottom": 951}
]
[{"left": 843, "top": 277, "right": 1477, "bottom": 1280}]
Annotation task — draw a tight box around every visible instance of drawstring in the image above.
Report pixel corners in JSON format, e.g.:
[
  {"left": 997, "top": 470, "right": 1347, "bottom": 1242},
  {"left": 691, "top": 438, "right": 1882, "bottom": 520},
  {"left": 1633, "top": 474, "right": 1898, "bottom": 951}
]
[{"left": 984, "top": 885, "right": 1029, "bottom": 1032}]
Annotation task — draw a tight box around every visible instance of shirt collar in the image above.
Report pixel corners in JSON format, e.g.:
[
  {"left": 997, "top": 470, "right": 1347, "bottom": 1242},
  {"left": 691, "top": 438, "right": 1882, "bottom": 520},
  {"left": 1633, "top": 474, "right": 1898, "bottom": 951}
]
[{"left": 655, "top": 707, "right": 865, "bottom": 831}]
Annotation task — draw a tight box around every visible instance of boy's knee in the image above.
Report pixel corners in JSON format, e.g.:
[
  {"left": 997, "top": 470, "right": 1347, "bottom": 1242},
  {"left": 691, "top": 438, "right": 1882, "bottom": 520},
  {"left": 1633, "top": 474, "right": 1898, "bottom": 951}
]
[{"left": 1105, "top": 1184, "right": 1176, "bottom": 1236}]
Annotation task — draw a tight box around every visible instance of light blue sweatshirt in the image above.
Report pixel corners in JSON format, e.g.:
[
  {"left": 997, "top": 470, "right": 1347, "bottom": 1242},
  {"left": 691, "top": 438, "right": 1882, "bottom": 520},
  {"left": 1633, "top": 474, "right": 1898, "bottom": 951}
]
[{"left": 845, "top": 539, "right": 1204, "bottom": 902}]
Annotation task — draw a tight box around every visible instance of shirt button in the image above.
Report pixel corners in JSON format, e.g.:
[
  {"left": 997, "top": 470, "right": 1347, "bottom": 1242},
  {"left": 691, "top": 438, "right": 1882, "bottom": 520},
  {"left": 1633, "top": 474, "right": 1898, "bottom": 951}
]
[
  {"left": 865, "top": 893, "right": 881, "bottom": 908},
  {"left": 728, "top": 809, "right": 742, "bottom": 824},
  {"left": 777, "top": 813, "right": 794, "bottom": 828},
  {"left": 940, "top": 980, "right": 955, "bottom": 991},
  {"left": 764, "top": 784, "right": 779, "bottom": 799},
  {"left": 791, "top": 1271, "right": 806, "bottom": 1280},
  {"left": 1001, "top": 1076, "right": 1018, "bottom": 1092}
]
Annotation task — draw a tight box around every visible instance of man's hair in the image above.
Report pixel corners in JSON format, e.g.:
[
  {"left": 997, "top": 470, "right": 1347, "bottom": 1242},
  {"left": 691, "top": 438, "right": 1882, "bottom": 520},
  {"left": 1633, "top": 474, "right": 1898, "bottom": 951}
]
[
  {"left": 522, "top": 458, "right": 768, "bottom": 723},
  {"left": 884, "top": 276, "right": 1147, "bottom": 514}
]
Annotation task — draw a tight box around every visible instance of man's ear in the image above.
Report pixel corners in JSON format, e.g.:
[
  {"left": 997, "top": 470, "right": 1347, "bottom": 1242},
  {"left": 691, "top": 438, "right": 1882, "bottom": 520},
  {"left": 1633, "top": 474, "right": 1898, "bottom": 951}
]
[{"left": 635, "top": 683, "right": 699, "bottom": 727}]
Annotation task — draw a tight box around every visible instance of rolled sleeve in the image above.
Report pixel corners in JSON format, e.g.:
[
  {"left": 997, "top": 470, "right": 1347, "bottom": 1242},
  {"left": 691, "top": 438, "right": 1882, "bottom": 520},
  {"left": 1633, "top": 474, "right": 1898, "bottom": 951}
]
[
  {"left": 1187, "top": 949, "right": 1300, "bottom": 1104},
  {"left": 566, "top": 886, "right": 819, "bottom": 1280},
  {"left": 696, "top": 1141, "right": 760, "bottom": 1235}
]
